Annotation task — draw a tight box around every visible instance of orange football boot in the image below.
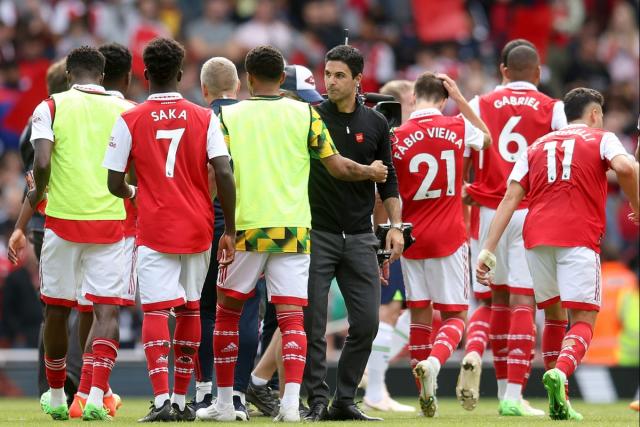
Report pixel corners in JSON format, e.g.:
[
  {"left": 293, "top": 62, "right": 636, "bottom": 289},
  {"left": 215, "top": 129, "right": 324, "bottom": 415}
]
[
  {"left": 103, "top": 393, "right": 122, "bottom": 417},
  {"left": 69, "top": 394, "right": 87, "bottom": 418}
]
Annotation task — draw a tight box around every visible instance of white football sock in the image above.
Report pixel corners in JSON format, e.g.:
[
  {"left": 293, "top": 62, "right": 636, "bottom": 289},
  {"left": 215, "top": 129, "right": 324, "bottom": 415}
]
[
  {"left": 50, "top": 388, "right": 66, "bottom": 408},
  {"left": 251, "top": 374, "right": 268, "bottom": 387},
  {"left": 171, "top": 393, "right": 186, "bottom": 410},
  {"left": 86, "top": 386, "right": 104, "bottom": 409},
  {"left": 195, "top": 381, "right": 212, "bottom": 403},
  {"left": 154, "top": 393, "right": 170, "bottom": 409},
  {"left": 497, "top": 379, "right": 508, "bottom": 401},
  {"left": 232, "top": 390, "right": 246, "bottom": 405},
  {"left": 281, "top": 383, "right": 300, "bottom": 408},
  {"left": 364, "top": 321, "right": 393, "bottom": 403},
  {"left": 504, "top": 382, "right": 523, "bottom": 402},
  {"left": 217, "top": 387, "right": 233, "bottom": 407}
]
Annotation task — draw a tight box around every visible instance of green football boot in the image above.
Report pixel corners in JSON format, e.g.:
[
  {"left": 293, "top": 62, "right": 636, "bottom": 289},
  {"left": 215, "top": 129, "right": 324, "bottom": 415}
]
[
  {"left": 498, "top": 399, "right": 526, "bottom": 416},
  {"left": 40, "top": 390, "right": 69, "bottom": 420},
  {"left": 82, "top": 403, "right": 112, "bottom": 421}
]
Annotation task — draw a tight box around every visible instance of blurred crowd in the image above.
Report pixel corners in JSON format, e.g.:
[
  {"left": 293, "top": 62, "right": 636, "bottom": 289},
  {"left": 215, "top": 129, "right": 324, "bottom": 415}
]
[{"left": 0, "top": 0, "right": 637, "bottom": 357}]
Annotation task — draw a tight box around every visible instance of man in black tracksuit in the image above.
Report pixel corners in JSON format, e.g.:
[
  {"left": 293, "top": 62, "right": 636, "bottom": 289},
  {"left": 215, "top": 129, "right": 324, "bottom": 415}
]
[{"left": 303, "top": 45, "right": 404, "bottom": 421}]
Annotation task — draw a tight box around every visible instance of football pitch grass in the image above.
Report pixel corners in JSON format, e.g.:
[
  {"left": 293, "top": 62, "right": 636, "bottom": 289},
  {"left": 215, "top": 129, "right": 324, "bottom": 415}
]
[{"left": 0, "top": 398, "right": 638, "bottom": 426}]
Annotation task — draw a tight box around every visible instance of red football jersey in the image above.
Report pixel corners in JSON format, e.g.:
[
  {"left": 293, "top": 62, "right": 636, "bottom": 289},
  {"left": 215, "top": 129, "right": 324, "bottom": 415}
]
[
  {"left": 392, "top": 109, "right": 483, "bottom": 259},
  {"left": 466, "top": 82, "right": 564, "bottom": 209},
  {"left": 509, "top": 125, "right": 628, "bottom": 253},
  {"left": 104, "top": 93, "right": 222, "bottom": 253}
]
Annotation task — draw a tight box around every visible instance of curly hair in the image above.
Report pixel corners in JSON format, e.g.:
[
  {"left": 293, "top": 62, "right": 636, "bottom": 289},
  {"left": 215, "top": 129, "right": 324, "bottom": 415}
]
[
  {"left": 66, "top": 46, "right": 105, "bottom": 77},
  {"left": 325, "top": 45, "right": 364, "bottom": 78},
  {"left": 143, "top": 38, "right": 185, "bottom": 84},
  {"left": 99, "top": 43, "right": 132, "bottom": 84},
  {"left": 245, "top": 45, "right": 284, "bottom": 81}
]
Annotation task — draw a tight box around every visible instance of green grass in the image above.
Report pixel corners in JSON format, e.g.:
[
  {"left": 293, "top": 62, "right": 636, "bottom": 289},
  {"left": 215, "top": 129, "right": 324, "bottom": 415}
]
[{"left": 0, "top": 397, "right": 637, "bottom": 426}]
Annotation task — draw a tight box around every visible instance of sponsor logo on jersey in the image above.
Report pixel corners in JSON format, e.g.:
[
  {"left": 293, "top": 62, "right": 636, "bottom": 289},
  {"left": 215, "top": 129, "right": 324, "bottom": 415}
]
[{"left": 355, "top": 132, "right": 364, "bottom": 143}]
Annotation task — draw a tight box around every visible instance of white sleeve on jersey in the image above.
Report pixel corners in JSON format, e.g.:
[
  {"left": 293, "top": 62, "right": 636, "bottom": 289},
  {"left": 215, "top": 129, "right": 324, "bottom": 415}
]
[
  {"left": 102, "top": 116, "right": 132, "bottom": 172},
  {"left": 464, "top": 96, "right": 482, "bottom": 157},
  {"left": 463, "top": 117, "right": 484, "bottom": 151},
  {"left": 551, "top": 101, "right": 568, "bottom": 131},
  {"left": 30, "top": 101, "right": 54, "bottom": 143},
  {"left": 600, "top": 132, "right": 632, "bottom": 162},
  {"left": 206, "top": 113, "right": 230, "bottom": 160},
  {"left": 508, "top": 151, "right": 529, "bottom": 185}
]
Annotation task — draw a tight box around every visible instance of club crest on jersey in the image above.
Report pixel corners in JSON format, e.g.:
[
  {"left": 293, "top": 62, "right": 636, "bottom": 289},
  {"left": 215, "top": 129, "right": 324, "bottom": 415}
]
[
  {"left": 151, "top": 109, "right": 187, "bottom": 121},
  {"left": 355, "top": 132, "right": 364, "bottom": 143}
]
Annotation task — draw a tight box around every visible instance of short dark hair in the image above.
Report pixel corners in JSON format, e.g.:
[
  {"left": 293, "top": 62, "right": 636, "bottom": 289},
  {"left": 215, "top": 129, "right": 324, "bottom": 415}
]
[
  {"left": 325, "top": 45, "right": 364, "bottom": 78},
  {"left": 66, "top": 46, "right": 105, "bottom": 77},
  {"left": 563, "top": 87, "right": 604, "bottom": 122},
  {"left": 414, "top": 72, "right": 448, "bottom": 103},
  {"left": 506, "top": 45, "right": 539, "bottom": 82},
  {"left": 245, "top": 45, "right": 284, "bottom": 81},
  {"left": 500, "top": 38, "right": 535, "bottom": 65},
  {"left": 99, "top": 43, "right": 132, "bottom": 84},
  {"left": 143, "top": 38, "right": 185, "bottom": 84}
]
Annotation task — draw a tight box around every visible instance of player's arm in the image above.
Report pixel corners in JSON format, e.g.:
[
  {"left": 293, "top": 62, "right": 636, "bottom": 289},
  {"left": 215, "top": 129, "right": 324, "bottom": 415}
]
[
  {"left": 321, "top": 155, "right": 388, "bottom": 182},
  {"left": 8, "top": 178, "right": 36, "bottom": 264},
  {"left": 610, "top": 154, "right": 639, "bottom": 217},
  {"left": 107, "top": 171, "right": 135, "bottom": 199},
  {"left": 104, "top": 116, "right": 136, "bottom": 199},
  {"left": 438, "top": 74, "right": 491, "bottom": 149}
]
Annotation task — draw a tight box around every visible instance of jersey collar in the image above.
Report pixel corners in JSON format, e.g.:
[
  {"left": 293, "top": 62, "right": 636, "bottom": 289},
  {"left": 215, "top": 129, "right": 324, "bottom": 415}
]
[
  {"left": 410, "top": 108, "right": 442, "bottom": 119},
  {"left": 147, "top": 92, "right": 183, "bottom": 101},
  {"left": 72, "top": 83, "right": 107, "bottom": 94},
  {"left": 106, "top": 90, "right": 124, "bottom": 99},
  {"left": 505, "top": 81, "right": 538, "bottom": 91},
  {"left": 562, "top": 123, "right": 588, "bottom": 129}
]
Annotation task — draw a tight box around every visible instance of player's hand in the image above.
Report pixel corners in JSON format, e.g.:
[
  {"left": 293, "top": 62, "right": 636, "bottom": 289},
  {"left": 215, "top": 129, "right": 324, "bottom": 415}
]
[
  {"left": 438, "top": 73, "right": 464, "bottom": 103},
  {"left": 369, "top": 160, "right": 388, "bottom": 183},
  {"left": 217, "top": 232, "right": 236, "bottom": 266},
  {"left": 462, "top": 183, "right": 478, "bottom": 206},
  {"left": 26, "top": 170, "right": 35, "bottom": 191},
  {"left": 628, "top": 204, "right": 639, "bottom": 225},
  {"left": 8, "top": 229, "right": 27, "bottom": 265},
  {"left": 476, "top": 249, "right": 496, "bottom": 286},
  {"left": 379, "top": 260, "right": 390, "bottom": 286},
  {"left": 386, "top": 227, "right": 404, "bottom": 263}
]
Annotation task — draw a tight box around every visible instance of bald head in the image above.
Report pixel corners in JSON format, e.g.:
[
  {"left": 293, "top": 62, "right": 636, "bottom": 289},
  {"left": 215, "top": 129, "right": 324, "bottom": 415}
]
[
  {"left": 505, "top": 45, "right": 540, "bottom": 85},
  {"left": 200, "top": 57, "right": 239, "bottom": 100}
]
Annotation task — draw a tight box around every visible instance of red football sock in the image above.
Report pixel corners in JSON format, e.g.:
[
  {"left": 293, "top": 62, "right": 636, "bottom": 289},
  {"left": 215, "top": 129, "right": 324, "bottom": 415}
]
[
  {"left": 490, "top": 304, "right": 510, "bottom": 380},
  {"left": 430, "top": 318, "right": 465, "bottom": 365},
  {"left": 213, "top": 304, "right": 241, "bottom": 387},
  {"left": 142, "top": 310, "right": 171, "bottom": 396},
  {"left": 542, "top": 319, "right": 568, "bottom": 370},
  {"left": 91, "top": 338, "right": 118, "bottom": 393},
  {"left": 44, "top": 356, "right": 66, "bottom": 389},
  {"left": 556, "top": 322, "right": 593, "bottom": 378},
  {"left": 77, "top": 353, "right": 94, "bottom": 395},
  {"left": 409, "top": 323, "right": 433, "bottom": 369},
  {"left": 173, "top": 308, "right": 201, "bottom": 395},
  {"left": 506, "top": 305, "right": 535, "bottom": 385},
  {"left": 464, "top": 305, "right": 491, "bottom": 356},
  {"left": 277, "top": 310, "right": 307, "bottom": 384}
]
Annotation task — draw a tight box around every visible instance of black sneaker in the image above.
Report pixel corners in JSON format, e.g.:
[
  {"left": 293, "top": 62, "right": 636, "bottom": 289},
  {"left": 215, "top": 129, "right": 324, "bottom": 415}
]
[
  {"left": 246, "top": 381, "right": 279, "bottom": 417},
  {"left": 299, "top": 398, "right": 309, "bottom": 417},
  {"left": 172, "top": 402, "right": 196, "bottom": 422},
  {"left": 187, "top": 393, "right": 213, "bottom": 413},
  {"left": 233, "top": 395, "right": 250, "bottom": 421},
  {"left": 138, "top": 400, "right": 177, "bottom": 422}
]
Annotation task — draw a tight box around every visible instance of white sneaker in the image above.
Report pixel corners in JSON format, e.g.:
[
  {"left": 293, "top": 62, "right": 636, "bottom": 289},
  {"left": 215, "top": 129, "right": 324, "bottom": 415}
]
[
  {"left": 413, "top": 359, "right": 438, "bottom": 418},
  {"left": 273, "top": 403, "right": 300, "bottom": 422},
  {"left": 196, "top": 402, "right": 236, "bottom": 421},
  {"left": 456, "top": 351, "right": 482, "bottom": 411},
  {"left": 521, "top": 399, "right": 545, "bottom": 416}
]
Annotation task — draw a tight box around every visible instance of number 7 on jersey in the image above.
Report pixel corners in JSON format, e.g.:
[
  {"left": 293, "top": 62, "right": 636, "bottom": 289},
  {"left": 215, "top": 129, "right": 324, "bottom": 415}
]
[{"left": 156, "top": 128, "right": 185, "bottom": 178}]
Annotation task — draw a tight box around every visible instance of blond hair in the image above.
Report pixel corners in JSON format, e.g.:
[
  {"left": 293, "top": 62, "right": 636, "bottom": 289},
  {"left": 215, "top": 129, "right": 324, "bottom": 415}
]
[
  {"left": 200, "top": 57, "right": 239, "bottom": 98},
  {"left": 47, "top": 58, "right": 68, "bottom": 95},
  {"left": 379, "top": 80, "right": 413, "bottom": 102}
]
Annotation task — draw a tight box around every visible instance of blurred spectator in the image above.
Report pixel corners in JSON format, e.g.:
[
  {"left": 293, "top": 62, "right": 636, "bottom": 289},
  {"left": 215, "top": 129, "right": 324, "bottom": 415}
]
[
  {"left": 233, "top": 0, "right": 294, "bottom": 57},
  {"left": 597, "top": 1, "right": 639, "bottom": 86},
  {"left": 128, "top": 0, "right": 170, "bottom": 80},
  {"left": 186, "top": 0, "right": 239, "bottom": 64}
]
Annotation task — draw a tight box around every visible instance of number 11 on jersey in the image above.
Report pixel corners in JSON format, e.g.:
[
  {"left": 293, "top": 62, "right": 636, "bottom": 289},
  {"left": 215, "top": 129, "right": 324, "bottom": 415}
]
[{"left": 543, "top": 139, "right": 575, "bottom": 183}]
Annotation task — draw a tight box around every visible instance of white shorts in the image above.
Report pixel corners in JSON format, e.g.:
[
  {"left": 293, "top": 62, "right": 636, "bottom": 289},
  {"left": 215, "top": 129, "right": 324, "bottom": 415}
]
[
  {"left": 121, "top": 237, "right": 137, "bottom": 306},
  {"left": 525, "top": 246, "right": 602, "bottom": 311},
  {"left": 470, "top": 238, "right": 491, "bottom": 300},
  {"left": 479, "top": 206, "right": 533, "bottom": 295},
  {"left": 217, "top": 251, "right": 309, "bottom": 306},
  {"left": 40, "top": 229, "right": 126, "bottom": 311},
  {"left": 400, "top": 243, "right": 470, "bottom": 311},
  {"left": 137, "top": 245, "right": 210, "bottom": 311}
]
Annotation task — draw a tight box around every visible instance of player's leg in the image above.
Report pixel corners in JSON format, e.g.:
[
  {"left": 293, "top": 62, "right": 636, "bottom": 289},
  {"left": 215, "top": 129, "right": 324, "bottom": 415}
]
[
  {"left": 543, "top": 246, "right": 601, "bottom": 421},
  {"left": 415, "top": 243, "right": 469, "bottom": 418},
  {"left": 266, "top": 252, "right": 310, "bottom": 422},
  {"left": 248, "top": 328, "right": 281, "bottom": 416},
  {"left": 137, "top": 246, "right": 184, "bottom": 422},
  {"left": 69, "top": 308, "right": 93, "bottom": 418},
  {"left": 81, "top": 239, "right": 127, "bottom": 421},
  {"left": 39, "top": 229, "right": 84, "bottom": 420},
  {"left": 458, "top": 238, "right": 492, "bottom": 410},
  {"left": 197, "top": 251, "right": 264, "bottom": 421}
]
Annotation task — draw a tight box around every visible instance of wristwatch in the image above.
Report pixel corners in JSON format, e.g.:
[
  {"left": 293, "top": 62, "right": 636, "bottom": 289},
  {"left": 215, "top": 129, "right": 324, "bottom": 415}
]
[{"left": 390, "top": 223, "right": 404, "bottom": 231}]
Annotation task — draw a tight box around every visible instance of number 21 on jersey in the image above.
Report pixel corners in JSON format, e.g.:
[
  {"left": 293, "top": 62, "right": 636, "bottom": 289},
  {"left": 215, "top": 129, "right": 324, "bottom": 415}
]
[{"left": 410, "top": 150, "right": 455, "bottom": 200}]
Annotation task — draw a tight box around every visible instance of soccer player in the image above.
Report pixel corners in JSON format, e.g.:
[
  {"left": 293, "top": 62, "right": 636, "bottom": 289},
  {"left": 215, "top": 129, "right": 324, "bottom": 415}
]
[
  {"left": 363, "top": 79, "right": 416, "bottom": 413},
  {"left": 67, "top": 42, "right": 135, "bottom": 419},
  {"left": 464, "top": 44, "right": 567, "bottom": 416},
  {"left": 392, "top": 72, "right": 490, "bottom": 417},
  {"left": 196, "top": 45, "right": 387, "bottom": 422},
  {"left": 457, "top": 38, "right": 537, "bottom": 411},
  {"left": 29, "top": 46, "right": 134, "bottom": 421},
  {"left": 103, "top": 38, "right": 237, "bottom": 422},
  {"left": 477, "top": 87, "right": 639, "bottom": 420}
]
